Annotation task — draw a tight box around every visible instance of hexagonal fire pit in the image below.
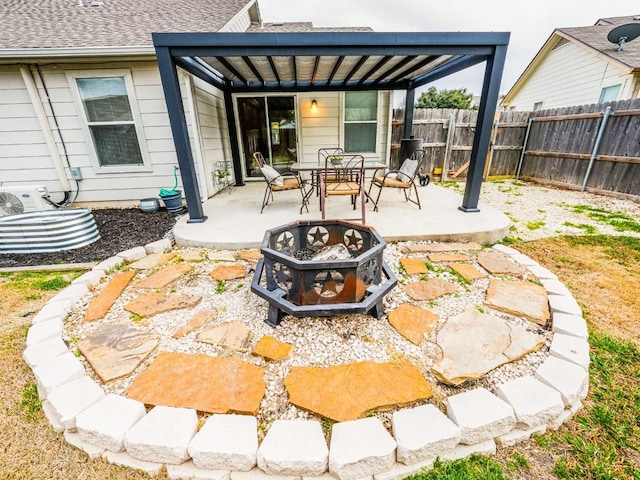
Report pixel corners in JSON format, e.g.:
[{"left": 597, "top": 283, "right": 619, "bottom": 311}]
[{"left": 251, "top": 220, "right": 397, "bottom": 326}]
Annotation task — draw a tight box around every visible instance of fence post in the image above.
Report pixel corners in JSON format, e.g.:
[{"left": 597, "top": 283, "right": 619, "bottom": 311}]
[
  {"left": 441, "top": 112, "right": 455, "bottom": 182},
  {"left": 581, "top": 106, "right": 613, "bottom": 192},
  {"left": 515, "top": 118, "right": 533, "bottom": 179},
  {"left": 483, "top": 116, "right": 499, "bottom": 181}
]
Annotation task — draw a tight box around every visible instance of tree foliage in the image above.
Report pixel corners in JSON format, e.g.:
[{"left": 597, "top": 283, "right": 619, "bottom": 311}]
[{"left": 415, "top": 87, "right": 477, "bottom": 110}]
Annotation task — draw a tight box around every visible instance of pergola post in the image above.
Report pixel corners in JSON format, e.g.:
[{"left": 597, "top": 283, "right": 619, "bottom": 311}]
[
  {"left": 459, "top": 44, "right": 507, "bottom": 212},
  {"left": 155, "top": 47, "right": 207, "bottom": 223},
  {"left": 224, "top": 90, "right": 244, "bottom": 187},
  {"left": 403, "top": 87, "right": 416, "bottom": 139}
]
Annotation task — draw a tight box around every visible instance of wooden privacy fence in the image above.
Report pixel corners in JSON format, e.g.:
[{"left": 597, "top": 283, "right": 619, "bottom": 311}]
[{"left": 392, "top": 98, "right": 640, "bottom": 199}]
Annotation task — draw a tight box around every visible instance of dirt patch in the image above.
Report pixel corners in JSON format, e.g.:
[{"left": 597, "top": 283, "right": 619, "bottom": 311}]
[{"left": 0, "top": 208, "right": 183, "bottom": 268}]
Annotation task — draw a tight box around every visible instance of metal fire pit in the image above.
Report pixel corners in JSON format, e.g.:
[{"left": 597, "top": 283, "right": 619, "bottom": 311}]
[{"left": 251, "top": 220, "right": 397, "bottom": 327}]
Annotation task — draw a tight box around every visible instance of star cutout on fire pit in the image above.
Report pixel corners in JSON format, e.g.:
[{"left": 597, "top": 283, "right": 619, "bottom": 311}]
[
  {"left": 276, "top": 232, "right": 295, "bottom": 252},
  {"left": 314, "top": 269, "right": 344, "bottom": 297},
  {"left": 272, "top": 263, "right": 293, "bottom": 291},
  {"left": 307, "top": 226, "right": 329, "bottom": 247},
  {"left": 343, "top": 229, "right": 363, "bottom": 252}
]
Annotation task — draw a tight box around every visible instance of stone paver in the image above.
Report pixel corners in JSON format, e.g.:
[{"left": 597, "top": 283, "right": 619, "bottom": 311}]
[
  {"left": 432, "top": 309, "right": 544, "bottom": 386},
  {"left": 198, "top": 321, "right": 254, "bottom": 352},
  {"left": 329, "top": 417, "right": 396, "bottom": 480},
  {"left": 373, "top": 459, "right": 434, "bottom": 480},
  {"left": 446, "top": 387, "right": 515, "bottom": 445},
  {"left": 548, "top": 401, "right": 583, "bottom": 430},
  {"left": 117, "top": 246, "right": 147, "bottom": 262},
  {"left": 257, "top": 420, "right": 328, "bottom": 476},
  {"left": 548, "top": 294, "right": 582, "bottom": 316},
  {"left": 189, "top": 414, "right": 258, "bottom": 471},
  {"left": 23, "top": 336, "right": 68, "bottom": 368},
  {"left": 552, "top": 313, "right": 589, "bottom": 339},
  {"left": 64, "top": 430, "right": 105, "bottom": 459},
  {"left": 549, "top": 333, "right": 590, "bottom": 370},
  {"left": 540, "top": 278, "right": 572, "bottom": 296},
  {"left": 103, "top": 451, "right": 164, "bottom": 476},
  {"left": 209, "top": 251, "right": 237, "bottom": 262},
  {"left": 72, "top": 269, "right": 106, "bottom": 289},
  {"left": 77, "top": 323, "right": 159, "bottom": 382},
  {"left": 32, "top": 298, "right": 73, "bottom": 324},
  {"left": 26, "top": 318, "right": 63, "bottom": 346},
  {"left": 130, "top": 252, "right": 177, "bottom": 270},
  {"left": 285, "top": 361, "right": 432, "bottom": 422},
  {"left": 180, "top": 251, "right": 205, "bottom": 262},
  {"left": 476, "top": 250, "right": 525, "bottom": 276},
  {"left": 231, "top": 469, "right": 297, "bottom": 480},
  {"left": 388, "top": 304, "right": 438, "bottom": 345},
  {"left": 252, "top": 336, "right": 293, "bottom": 361},
  {"left": 145, "top": 238, "right": 173, "bottom": 254},
  {"left": 485, "top": 279, "right": 549, "bottom": 325},
  {"left": 491, "top": 244, "right": 519, "bottom": 256},
  {"left": 496, "top": 376, "right": 564, "bottom": 428},
  {"left": 449, "top": 263, "right": 486, "bottom": 281},
  {"left": 127, "top": 352, "right": 265, "bottom": 415},
  {"left": 76, "top": 394, "right": 146, "bottom": 452},
  {"left": 136, "top": 264, "right": 193, "bottom": 289},
  {"left": 125, "top": 405, "right": 198, "bottom": 465},
  {"left": 427, "top": 253, "right": 470, "bottom": 262},
  {"left": 42, "top": 400, "right": 64, "bottom": 432},
  {"left": 210, "top": 264, "right": 245, "bottom": 281},
  {"left": 399, "top": 258, "right": 428, "bottom": 275},
  {"left": 401, "top": 242, "right": 482, "bottom": 253},
  {"left": 124, "top": 292, "right": 202, "bottom": 317},
  {"left": 49, "top": 283, "right": 89, "bottom": 305},
  {"left": 403, "top": 278, "right": 457, "bottom": 301},
  {"left": 237, "top": 249, "right": 263, "bottom": 262},
  {"left": 33, "top": 351, "right": 86, "bottom": 396},
  {"left": 173, "top": 309, "right": 219, "bottom": 339},
  {"left": 391, "top": 404, "right": 461, "bottom": 465},
  {"left": 166, "top": 461, "right": 230, "bottom": 480},
  {"left": 535, "top": 356, "right": 589, "bottom": 407},
  {"left": 526, "top": 264, "right": 558, "bottom": 280},
  {"left": 85, "top": 270, "right": 137, "bottom": 322},
  {"left": 510, "top": 253, "right": 538, "bottom": 267},
  {"left": 495, "top": 425, "right": 546, "bottom": 447},
  {"left": 440, "top": 439, "right": 496, "bottom": 461},
  {"left": 46, "top": 376, "right": 105, "bottom": 430},
  {"left": 93, "top": 256, "right": 125, "bottom": 273}
]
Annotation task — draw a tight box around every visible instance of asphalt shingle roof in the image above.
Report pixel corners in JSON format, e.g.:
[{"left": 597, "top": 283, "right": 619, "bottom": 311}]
[
  {"left": 0, "top": 0, "right": 252, "bottom": 50},
  {"left": 558, "top": 15, "right": 640, "bottom": 69},
  {"left": 246, "top": 22, "right": 372, "bottom": 33}
]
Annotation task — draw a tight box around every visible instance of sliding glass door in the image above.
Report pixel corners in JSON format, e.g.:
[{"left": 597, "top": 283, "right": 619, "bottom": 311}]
[{"left": 237, "top": 96, "right": 297, "bottom": 178}]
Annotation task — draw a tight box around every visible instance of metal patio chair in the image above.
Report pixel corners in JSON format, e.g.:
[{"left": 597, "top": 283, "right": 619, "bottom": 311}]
[
  {"left": 319, "top": 153, "right": 366, "bottom": 224},
  {"left": 254, "top": 152, "right": 309, "bottom": 214}
]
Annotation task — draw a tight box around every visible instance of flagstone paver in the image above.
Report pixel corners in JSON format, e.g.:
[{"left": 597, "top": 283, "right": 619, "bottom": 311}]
[
  {"left": 253, "top": 336, "right": 293, "bottom": 361},
  {"left": 210, "top": 264, "right": 245, "bottom": 281},
  {"left": 124, "top": 292, "right": 201, "bottom": 317},
  {"left": 85, "top": 270, "right": 137, "bottom": 322},
  {"left": 449, "top": 263, "right": 487, "bottom": 281},
  {"left": 180, "top": 251, "right": 204, "bottom": 262},
  {"left": 77, "top": 323, "right": 159, "bottom": 382},
  {"left": 197, "top": 321, "right": 254, "bottom": 352},
  {"left": 476, "top": 250, "right": 525, "bottom": 276},
  {"left": 485, "top": 279, "right": 550, "bottom": 325},
  {"left": 399, "top": 258, "right": 428, "bottom": 275},
  {"left": 238, "top": 249, "right": 263, "bottom": 262},
  {"left": 127, "top": 352, "right": 265, "bottom": 415},
  {"left": 388, "top": 304, "right": 438, "bottom": 345},
  {"left": 129, "top": 253, "right": 177, "bottom": 270},
  {"left": 401, "top": 242, "right": 482, "bottom": 253},
  {"left": 209, "top": 251, "right": 237, "bottom": 262},
  {"left": 432, "top": 309, "right": 544, "bottom": 386},
  {"left": 284, "top": 361, "right": 432, "bottom": 422},
  {"left": 136, "top": 264, "right": 193, "bottom": 289},
  {"left": 427, "top": 253, "right": 471, "bottom": 262},
  {"left": 173, "top": 309, "right": 218, "bottom": 339},
  {"left": 403, "top": 278, "right": 457, "bottom": 301}
]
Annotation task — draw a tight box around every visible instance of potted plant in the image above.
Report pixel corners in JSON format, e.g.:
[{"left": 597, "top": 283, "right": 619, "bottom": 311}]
[{"left": 159, "top": 167, "right": 183, "bottom": 212}]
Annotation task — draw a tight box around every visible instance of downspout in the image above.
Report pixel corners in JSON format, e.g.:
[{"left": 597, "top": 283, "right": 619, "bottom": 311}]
[{"left": 19, "top": 65, "right": 72, "bottom": 192}]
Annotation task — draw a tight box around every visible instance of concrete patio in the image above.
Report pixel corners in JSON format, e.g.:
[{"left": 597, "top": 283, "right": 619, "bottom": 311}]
[{"left": 173, "top": 182, "right": 511, "bottom": 249}]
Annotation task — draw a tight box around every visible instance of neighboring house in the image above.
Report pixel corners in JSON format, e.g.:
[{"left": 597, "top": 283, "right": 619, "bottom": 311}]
[
  {"left": 501, "top": 15, "right": 640, "bottom": 111},
  {"left": 0, "top": 0, "right": 378, "bottom": 206}
]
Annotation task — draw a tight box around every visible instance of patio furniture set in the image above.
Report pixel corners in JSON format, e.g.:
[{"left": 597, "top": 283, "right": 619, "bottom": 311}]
[{"left": 254, "top": 148, "right": 429, "bottom": 224}]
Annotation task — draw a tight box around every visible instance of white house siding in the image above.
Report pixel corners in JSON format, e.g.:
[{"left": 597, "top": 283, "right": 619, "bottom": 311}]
[
  {"left": 297, "top": 91, "right": 391, "bottom": 164},
  {"left": 192, "top": 77, "right": 233, "bottom": 196},
  {"left": 506, "top": 41, "right": 633, "bottom": 111},
  {"left": 2, "top": 62, "right": 209, "bottom": 204},
  {"left": 218, "top": 1, "right": 253, "bottom": 32},
  {"left": 0, "top": 66, "right": 61, "bottom": 193}
]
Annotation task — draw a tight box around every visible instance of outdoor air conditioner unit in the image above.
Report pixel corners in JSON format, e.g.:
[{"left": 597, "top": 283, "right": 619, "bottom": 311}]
[{"left": 0, "top": 185, "right": 54, "bottom": 217}]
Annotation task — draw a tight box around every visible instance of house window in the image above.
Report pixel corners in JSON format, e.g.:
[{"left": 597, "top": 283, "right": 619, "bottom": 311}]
[
  {"left": 533, "top": 101, "right": 544, "bottom": 111},
  {"left": 344, "top": 91, "right": 377, "bottom": 153},
  {"left": 68, "top": 71, "right": 149, "bottom": 172},
  {"left": 599, "top": 84, "right": 621, "bottom": 103}
]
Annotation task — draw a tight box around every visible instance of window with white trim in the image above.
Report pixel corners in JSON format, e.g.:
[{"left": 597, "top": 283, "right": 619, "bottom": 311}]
[
  {"left": 533, "top": 101, "right": 543, "bottom": 111},
  {"left": 344, "top": 91, "right": 378, "bottom": 153},
  {"left": 68, "top": 71, "right": 149, "bottom": 172},
  {"left": 599, "top": 84, "right": 621, "bottom": 104}
]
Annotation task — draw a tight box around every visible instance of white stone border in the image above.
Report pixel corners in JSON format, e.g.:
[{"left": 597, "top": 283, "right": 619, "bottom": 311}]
[{"left": 23, "top": 240, "right": 590, "bottom": 480}]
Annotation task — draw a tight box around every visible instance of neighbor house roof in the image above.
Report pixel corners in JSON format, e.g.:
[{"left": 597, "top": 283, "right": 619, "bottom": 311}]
[
  {"left": 502, "top": 15, "right": 640, "bottom": 104},
  {"left": 0, "top": 0, "right": 253, "bottom": 50},
  {"left": 247, "top": 22, "right": 373, "bottom": 33}
]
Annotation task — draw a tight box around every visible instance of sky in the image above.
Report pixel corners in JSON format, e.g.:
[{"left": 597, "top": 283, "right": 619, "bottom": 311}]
[{"left": 257, "top": 0, "right": 639, "bottom": 99}]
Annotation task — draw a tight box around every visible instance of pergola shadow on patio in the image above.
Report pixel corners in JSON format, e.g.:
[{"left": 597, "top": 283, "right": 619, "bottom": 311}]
[
  {"left": 153, "top": 30, "right": 510, "bottom": 229},
  {"left": 172, "top": 183, "right": 510, "bottom": 249}
]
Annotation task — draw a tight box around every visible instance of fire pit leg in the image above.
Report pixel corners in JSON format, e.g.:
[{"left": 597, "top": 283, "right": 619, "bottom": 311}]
[
  {"left": 370, "top": 300, "right": 384, "bottom": 320},
  {"left": 265, "top": 304, "right": 285, "bottom": 327}
]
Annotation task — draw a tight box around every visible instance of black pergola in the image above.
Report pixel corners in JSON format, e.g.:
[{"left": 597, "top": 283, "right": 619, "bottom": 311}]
[{"left": 152, "top": 31, "right": 509, "bottom": 223}]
